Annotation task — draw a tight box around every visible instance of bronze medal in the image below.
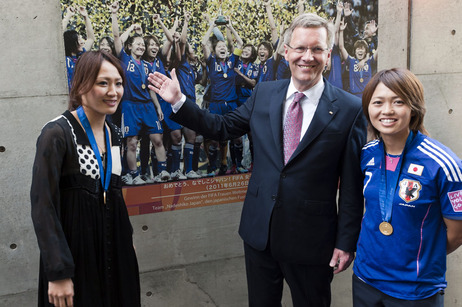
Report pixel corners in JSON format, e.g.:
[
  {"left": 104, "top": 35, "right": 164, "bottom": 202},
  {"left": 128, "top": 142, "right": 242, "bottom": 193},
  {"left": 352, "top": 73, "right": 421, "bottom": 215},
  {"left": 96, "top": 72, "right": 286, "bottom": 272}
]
[
  {"left": 379, "top": 221, "right": 393, "bottom": 236},
  {"left": 142, "top": 84, "right": 146, "bottom": 89},
  {"left": 103, "top": 191, "right": 107, "bottom": 204},
  {"left": 223, "top": 73, "right": 228, "bottom": 79},
  {"left": 360, "top": 78, "right": 364, "bottom": 83}
]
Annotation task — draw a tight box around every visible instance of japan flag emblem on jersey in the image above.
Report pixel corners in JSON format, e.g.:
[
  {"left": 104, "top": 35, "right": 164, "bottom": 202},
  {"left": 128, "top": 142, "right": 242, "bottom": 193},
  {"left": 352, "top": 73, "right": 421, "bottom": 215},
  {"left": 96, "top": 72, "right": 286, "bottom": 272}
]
[
  {"left": 408, "top": 163, "right": 424, "bottom": 176},
  {"left": 398, "top": 179, "right": 422, "bottom": 203}
]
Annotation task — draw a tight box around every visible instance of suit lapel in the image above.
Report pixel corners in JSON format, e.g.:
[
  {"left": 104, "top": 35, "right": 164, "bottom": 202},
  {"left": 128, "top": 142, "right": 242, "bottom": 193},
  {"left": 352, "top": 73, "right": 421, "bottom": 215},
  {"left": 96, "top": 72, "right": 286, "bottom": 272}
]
[
  {"left": 269, "top": 80, "right": 290, "bottom": 163},
  {"left": 287, "top": 81, "right": 339, "bottom": 165}
]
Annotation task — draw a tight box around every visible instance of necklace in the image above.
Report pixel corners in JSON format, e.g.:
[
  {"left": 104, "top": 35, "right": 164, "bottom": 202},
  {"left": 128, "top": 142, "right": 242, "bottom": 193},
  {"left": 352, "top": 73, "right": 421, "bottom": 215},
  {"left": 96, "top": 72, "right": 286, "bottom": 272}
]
[
  {"left": 386, "top": 152, "right": 394, "bottom": 164},
  {"left": 385, "top": 152, "right": 402, "bottom": 168},
  {"left": 97, "top": 142, "right": 106, "bottom": 155}
]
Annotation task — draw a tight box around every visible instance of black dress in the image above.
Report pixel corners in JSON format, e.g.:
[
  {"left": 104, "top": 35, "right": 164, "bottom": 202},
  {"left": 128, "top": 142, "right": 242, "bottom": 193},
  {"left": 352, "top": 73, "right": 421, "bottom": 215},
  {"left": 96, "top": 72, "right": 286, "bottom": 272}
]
[{"left": 31, "top": 111, "right": 140, "bottom": 307}]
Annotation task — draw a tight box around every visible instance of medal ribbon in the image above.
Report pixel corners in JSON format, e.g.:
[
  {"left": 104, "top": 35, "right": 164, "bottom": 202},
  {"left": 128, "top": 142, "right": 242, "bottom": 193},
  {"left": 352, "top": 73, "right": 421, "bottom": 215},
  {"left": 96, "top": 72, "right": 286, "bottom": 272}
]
[
  {"left": 151, "top": 58, "right": 157, "bottom": 73},
  {"left": 258, "top": 63, "right": 264, "bottom": 82},
  {"left": 131, "top": 56, "right": 148, "bottom": 89},
  {"left": 378, "top": 131, "right": 414, "bottom": 223},
  {"left": 241, "top": 62, "right": 252, "bottom": 77},
  {"left": 76, "top": 107, "right": 112, "bottom": 198},
  {"left": 220, "top": 60, "right": 228, "bottom": 76}
]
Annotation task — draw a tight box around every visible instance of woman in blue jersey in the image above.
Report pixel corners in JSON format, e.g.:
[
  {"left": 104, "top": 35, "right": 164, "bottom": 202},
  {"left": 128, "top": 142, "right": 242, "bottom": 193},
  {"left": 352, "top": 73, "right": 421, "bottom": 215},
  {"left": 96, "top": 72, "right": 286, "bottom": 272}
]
[
  {"left": 252, "top": 4, "right": 274, "bottom": 83},
  {"left": 339, "top": 19, "right": 378, "bottom": 98},
  {"left": 112, "top": 2, "right": 169, "bottom": 185},
  {"left": 256, "top": 41, "right": 276, "bottom": 83},
  {"left": 62, "top": 6, "right": 95, "bottom": 90},
  {"left": 201, "top": 16, "right": 244, "bottom": 176},
  {"left": 138, "top": 34, "right": 167, "bottom": 182},
  {"left": 170, "top": 11, "right": 203, "bottom": 179},
  {"left": 230, "top": 43, "right": 258, "bottom": 174},
  {"left": 235, "top": 44, "right": 258, "bottom": 106},
  {"left": 262, "top": 0, "right": 291, "bottom": 81},
  {"left": 152, "top": 13, "right": 190, "bottom": 181},
  {"left": 354, "top": 68, "right": 462, "bottom": 306},
  {"left": 323, "top": 2, "right": 344, "bottom": 89}
]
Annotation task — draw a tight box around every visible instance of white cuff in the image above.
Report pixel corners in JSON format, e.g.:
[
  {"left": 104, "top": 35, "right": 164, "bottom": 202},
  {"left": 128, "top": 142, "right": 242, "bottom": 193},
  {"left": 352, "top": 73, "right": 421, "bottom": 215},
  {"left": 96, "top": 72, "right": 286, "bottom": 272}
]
[{"left": 171, "top": 94, "right": 186, "bottom": 113}]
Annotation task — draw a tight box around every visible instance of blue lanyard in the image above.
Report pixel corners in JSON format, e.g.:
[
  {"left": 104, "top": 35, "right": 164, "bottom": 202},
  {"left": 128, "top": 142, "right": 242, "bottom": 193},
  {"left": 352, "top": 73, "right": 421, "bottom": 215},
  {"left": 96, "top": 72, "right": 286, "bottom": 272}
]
[
  {"left": 131, "top": 56, "right": 147, "bottom": 89},
  {"left": 259, "top": 62, "right": 267, "bottom": 82},
  {"left": 76, "top": 107, "right": 112, "bottom": 203},
  {"left": 378, "top": 131, "right": 414, "bottom": 222},
  {"left": 220, "top": 60, "right": 229, "bottom": 75},
  {"left": 241, "top": 62, "right": 252, "bottom": 77}
]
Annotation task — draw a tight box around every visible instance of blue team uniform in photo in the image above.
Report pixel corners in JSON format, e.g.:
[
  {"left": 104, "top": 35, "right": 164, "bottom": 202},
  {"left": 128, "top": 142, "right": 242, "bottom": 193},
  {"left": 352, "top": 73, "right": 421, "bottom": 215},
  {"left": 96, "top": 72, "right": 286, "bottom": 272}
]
[
  {"left": 235, "top": 60, "right": 259, "bottom": 106},
  {"left": 347, "top": 55, "right": 375, "bottom": 97},
  {"left": 206, "top": 52, "right": 239, "bottom": 114},
  {"left": 150, "top": 56, "right": 181, "bottom": 131},
  {"left": 177, "top": 54, "right": 198, "bottom": 102},
  {"left": 66, "top": 48, "right": 85, "bottom": 90},
  {"left": 327, "top": 45, "right": 343, "bottom": 89},
  {"left": 119, "top": 49, "right": 162, "bottom": 137},
  {"left": 275, "top": 57, "right": 291, "bottom": 80},
  {"left": 354, "top": 131, "right": 462, "bottom": 300},
  {"left": 258, "top": 57, "right": 275, "bottom": 83}
]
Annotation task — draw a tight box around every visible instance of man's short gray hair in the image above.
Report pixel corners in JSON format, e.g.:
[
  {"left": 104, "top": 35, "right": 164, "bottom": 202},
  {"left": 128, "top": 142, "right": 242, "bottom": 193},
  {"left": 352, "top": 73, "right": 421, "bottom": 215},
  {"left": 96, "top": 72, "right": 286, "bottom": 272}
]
[{"left": 284, "top": 13, "right": 334, "bottom": 49}]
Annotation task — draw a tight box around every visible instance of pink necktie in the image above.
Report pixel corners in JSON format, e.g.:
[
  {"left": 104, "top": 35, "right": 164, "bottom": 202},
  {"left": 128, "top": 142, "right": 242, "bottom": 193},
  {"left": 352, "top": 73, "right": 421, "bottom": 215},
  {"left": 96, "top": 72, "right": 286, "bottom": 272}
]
[{"left": 283, "top": 92, "right": 305, "bottom": 164}]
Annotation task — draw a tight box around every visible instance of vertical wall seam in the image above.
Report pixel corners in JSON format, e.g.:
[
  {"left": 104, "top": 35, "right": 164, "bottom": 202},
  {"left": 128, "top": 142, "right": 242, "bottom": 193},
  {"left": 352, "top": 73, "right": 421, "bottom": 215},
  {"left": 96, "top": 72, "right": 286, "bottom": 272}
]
[{"left": 407, "top": 0, "right": 412, "bottom": 69}]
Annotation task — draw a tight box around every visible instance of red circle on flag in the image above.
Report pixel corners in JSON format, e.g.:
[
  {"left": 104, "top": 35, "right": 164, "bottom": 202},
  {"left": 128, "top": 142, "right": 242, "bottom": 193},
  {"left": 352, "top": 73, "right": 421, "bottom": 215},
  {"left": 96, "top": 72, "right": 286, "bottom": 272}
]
[{"left": 413, "top": 167, "right": 418, "bottom": 172}]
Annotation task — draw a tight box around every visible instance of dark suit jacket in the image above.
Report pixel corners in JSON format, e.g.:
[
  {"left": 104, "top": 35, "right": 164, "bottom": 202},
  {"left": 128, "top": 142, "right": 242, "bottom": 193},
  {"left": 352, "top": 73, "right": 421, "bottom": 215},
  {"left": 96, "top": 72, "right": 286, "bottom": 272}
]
[{"left": 171, "top": 78, "right": 367, "bottom": 265}]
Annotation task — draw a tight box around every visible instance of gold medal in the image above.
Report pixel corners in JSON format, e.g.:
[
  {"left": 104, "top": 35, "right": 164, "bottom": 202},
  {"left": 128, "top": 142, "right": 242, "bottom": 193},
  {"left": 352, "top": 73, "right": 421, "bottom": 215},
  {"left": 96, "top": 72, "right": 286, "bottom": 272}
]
[
  {"left": 379, "top": 221, "right": 393, "bottom": 236},
  {"left": 103, "top": 191, "right": 107, "bottom": 204},
  {"left": 223, "top": 73, "right": 228, "bottom": 79},
  {"left": 142, "top": 84, "right": 146, "bottom": 89},
  {"left": 360, "top": 78, "right": 364, "bottom": 83}
]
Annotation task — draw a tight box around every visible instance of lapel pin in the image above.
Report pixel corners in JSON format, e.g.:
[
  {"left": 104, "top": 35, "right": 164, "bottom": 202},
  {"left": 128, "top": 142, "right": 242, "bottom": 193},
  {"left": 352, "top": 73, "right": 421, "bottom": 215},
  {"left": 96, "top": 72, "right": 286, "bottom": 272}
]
[{"left": 329, "top": 111, "right": 333, "bottom": 115}]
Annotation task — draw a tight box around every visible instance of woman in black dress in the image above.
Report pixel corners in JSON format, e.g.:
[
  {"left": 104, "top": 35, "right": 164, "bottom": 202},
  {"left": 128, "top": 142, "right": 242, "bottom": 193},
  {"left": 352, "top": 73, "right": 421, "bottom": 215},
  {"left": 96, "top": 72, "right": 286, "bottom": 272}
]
[{"left": 31, "top": 51, "right": 140, "bottom": 307}]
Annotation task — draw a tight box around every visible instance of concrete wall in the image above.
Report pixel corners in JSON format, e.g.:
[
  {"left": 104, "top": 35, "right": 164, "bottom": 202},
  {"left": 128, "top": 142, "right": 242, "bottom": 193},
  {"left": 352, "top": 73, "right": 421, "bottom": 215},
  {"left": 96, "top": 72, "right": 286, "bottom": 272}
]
[{"left": 0, "top": 0, "right": 461, "bottom": 306}]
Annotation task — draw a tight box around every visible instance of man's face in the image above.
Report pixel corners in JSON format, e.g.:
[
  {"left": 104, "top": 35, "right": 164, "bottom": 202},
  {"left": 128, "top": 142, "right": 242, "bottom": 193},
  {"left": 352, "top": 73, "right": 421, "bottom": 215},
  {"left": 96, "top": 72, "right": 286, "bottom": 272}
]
[{"left": 284, "top": 27, "right": 330, "bottom": 92}]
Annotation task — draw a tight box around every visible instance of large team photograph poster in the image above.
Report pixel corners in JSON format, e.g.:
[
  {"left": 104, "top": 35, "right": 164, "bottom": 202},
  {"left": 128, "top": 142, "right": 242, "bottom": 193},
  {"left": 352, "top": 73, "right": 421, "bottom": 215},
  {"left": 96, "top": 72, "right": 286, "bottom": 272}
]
[{"left": 61, "top": 0, "right": 378, "bottom": 215}]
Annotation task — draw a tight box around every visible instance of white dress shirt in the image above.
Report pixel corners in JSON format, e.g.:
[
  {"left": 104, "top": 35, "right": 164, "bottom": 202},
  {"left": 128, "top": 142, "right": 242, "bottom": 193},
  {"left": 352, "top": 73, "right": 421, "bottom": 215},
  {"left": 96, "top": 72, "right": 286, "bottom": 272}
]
[{"left": 283, "top": 78, "right": 325, "bottom": 141}]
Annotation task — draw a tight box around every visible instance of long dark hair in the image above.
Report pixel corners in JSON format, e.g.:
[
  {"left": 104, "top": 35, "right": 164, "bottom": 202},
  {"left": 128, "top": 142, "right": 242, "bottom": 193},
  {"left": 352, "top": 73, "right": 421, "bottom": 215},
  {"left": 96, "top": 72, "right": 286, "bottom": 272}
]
[
  {"left": 243, "top": 43, "right": 258, "bottom": 63},
  {"left": 68, "top": 51, "right": 125, "bottom": 111},
  {"left": 99, "top": 36, "right": 117, "bottom": 57},
  {"left": 64, "top": 30, "right": 80, "bottom": 57}
]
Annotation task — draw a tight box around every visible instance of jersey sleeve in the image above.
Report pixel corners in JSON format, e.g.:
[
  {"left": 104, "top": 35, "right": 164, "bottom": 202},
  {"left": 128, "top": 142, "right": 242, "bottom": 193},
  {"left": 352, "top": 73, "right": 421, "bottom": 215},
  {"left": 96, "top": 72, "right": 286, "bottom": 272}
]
[
  {"left": 30, "top": 121, "right": 75, "bottom": 281},
  {"left": 439, "top": 155, "right": 462, "bottom": 220}
]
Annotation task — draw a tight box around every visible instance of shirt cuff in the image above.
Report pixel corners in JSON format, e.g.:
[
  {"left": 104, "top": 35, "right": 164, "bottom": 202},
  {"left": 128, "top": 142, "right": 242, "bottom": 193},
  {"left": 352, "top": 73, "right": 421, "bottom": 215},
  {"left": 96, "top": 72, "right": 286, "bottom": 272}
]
[{"left": 171, "top": 94, "right": 186, "bottom": 113}]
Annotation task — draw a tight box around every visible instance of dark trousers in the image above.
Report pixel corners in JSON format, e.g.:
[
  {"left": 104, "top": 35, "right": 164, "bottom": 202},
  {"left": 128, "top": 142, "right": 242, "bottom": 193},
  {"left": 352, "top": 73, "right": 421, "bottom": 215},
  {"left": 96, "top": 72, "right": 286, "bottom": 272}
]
[
  {"left": 244, "top": 242, "right": 333, "bottom": 307},
  {"left": 353, "top": 274, "right": 444, "bottom": 307}
]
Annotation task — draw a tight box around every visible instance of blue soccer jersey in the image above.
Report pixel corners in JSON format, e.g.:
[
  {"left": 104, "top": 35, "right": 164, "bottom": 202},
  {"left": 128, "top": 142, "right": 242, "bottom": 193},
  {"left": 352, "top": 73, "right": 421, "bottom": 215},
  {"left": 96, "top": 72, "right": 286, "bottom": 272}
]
[
  {"left": 354, "top": 131, "right": 462, "bottom": 300},
  {"left": 347, "top": 55, "right": 375, "bottom": 97},
  {"left": 119, "top": 49, "right": 152, "bottom": 102},
  {"left": 258, "top": 57, "right": 275, "bottom": 83},
  {"left": 206, "top": 52, "right": 239, "bottom": 103},
  {"left": 235, "top": 60, "right": 259, "bottom": 105},
  {"left": 177, "top": 55, "right": 198, "bottom": 102},
  {"left": 276, "top": 57, "right": 291, "bottom": 80},
  {"left": 148, "top": 56, "right": 181, "bottom": 131},
  {"left": 66, "top": 49, "right": 86, "bottom": 90},
  {"left": 327, "top": 45, "right": 343, "bottom": 89},
  {"left": 148, "top": 56, "right": 167, "bottom": 76}
]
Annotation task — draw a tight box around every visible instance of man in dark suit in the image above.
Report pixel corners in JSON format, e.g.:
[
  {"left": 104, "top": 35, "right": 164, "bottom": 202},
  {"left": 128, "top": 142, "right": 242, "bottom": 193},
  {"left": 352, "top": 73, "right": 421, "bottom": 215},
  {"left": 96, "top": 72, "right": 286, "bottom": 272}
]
[{"left": 149, "top": 13, "right": 367, "bottom": 307}]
